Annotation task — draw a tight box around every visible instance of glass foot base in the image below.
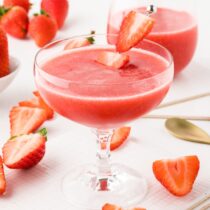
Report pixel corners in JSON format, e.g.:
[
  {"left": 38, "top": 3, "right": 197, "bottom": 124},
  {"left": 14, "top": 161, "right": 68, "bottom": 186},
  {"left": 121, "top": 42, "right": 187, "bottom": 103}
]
[{"left": 61, "top": 163, "right": 147, "bottom": 209}]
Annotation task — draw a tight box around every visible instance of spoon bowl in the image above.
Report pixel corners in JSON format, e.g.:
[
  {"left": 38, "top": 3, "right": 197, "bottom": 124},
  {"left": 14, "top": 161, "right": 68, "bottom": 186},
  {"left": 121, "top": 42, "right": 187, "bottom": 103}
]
[{"left": 165, "top": 118, "right": 210, "bottom": 144}]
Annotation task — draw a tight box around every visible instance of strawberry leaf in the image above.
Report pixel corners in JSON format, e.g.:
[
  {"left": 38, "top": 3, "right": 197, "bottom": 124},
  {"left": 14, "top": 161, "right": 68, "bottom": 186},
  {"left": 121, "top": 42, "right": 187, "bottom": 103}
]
[
  {"left": 0, "top": 7, "right": 10, "bottom": 16},
  {"left": 38, "top": 128, "right": 47, "bottom": 137},
  {"left": 40, "top": 9, "right": 49, "bottom": 17},
  {"left": 86, "top": 37, "right": 95, "bottom": 44}
]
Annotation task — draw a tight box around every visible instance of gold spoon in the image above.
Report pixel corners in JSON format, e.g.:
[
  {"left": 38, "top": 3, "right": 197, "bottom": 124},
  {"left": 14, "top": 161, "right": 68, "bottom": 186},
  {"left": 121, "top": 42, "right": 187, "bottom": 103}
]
[{"left": 165, "top": 118, "right": 210, "bottom": 144}]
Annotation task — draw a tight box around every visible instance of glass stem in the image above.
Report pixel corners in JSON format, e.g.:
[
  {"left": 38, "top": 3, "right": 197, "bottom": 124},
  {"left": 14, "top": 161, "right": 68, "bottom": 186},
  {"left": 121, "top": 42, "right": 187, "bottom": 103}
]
[{"left": 95, "top": 129, "right": 113, "bottom": 190}]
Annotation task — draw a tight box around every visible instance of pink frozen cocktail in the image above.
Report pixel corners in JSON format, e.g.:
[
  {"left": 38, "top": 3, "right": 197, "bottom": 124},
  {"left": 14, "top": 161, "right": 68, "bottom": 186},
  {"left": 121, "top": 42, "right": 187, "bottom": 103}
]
[
  {"left": 108, "top": 7, "right": 198, "bottom": 75},
  {"left": 35, "top": 44, "right": 172, "bottom": 129},
  {"left": 34, "top": 34, "right": 174, "bottom": 209}
]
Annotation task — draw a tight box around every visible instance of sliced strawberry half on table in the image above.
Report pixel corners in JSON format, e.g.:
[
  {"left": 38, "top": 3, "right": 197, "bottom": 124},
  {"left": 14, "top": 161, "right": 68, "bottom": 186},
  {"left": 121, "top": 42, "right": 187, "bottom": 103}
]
[
  {"left": 97, "top": 51, "right": 129, "bottom": 69},
  {"left": 116, "top": 11, "right": 155, "bottom": 52},
  {"left": 102, "top": 204, "right": 122, "bottom": 210},
  {"left": 3, "top": 128, "right": 47, "bottom": 169},
  {"left": 10, "top": 106, "right": 47, "bottom": 136},
  {"left": 0, "top": 156, "right": 6, "bottom": 195},
  {"left": 110, "top": 127, "right": 131, "bottom": 151},
  {"left": 102, "top": 203, "right": 146, "bottom": 210},
  {"left": 153, "top": 155, "right": 200, "bottom": 196},
  {"left": 19, "top": 91, "right": 54, "bottom": 120}
]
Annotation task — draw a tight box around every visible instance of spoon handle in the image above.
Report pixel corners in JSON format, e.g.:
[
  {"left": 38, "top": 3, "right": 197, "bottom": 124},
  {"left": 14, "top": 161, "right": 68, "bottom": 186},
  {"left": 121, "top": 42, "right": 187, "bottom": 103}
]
[
  {"left": 186, "top": 194, "right": 210, "bottom": 210},
  {"left": 157, "top": 92, "right": 210, "bottom": 110},
  {"left": 143, "top": 115, "right": 210, "bottom": 121}
]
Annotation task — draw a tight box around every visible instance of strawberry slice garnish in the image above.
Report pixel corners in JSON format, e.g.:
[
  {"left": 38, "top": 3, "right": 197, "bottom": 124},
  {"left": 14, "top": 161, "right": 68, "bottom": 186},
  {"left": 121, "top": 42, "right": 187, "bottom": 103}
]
[
  {"left": 102, "top": 203, "right": 146, "bottom": 210},
  {"left": 97, "top": 51, "right": 129, "bottom": 69},
  {"left": 64, "top": 37, "right": 95, "bottom": 50},
  {"left": 0, "top": 156, "right": 6, "bottom": 195},
  {"left": 110, "top": 127, "right": 131, "bottom": 150},
  {"left": 116, "top": 11, "right": 154, "bottom": 52},
  {"left": 153, "top": 155, "right": 200, "bottom": 196},
  {"left": 19, "top": 91, "right": 54, "bottom": 120},
  {"left": 10, "top": 106, "right": 47, "bottom": 136},
  {"left": 3, "top": 128, "right": 47, "bottom": 169}
]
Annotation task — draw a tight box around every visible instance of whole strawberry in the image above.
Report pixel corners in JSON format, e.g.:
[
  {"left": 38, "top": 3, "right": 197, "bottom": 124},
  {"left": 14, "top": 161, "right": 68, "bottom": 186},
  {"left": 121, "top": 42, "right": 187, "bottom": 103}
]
[
  {"left": 41, "top": 0, "right": 69, "bottom": 29},
  {"left": 3, "top": 128, "right": 47, "bottom": 169},
  {"left": 0, "top": 6, "right": 29, "bottom": 39},
  {"left": 29, "top": 10, "right": 57, "bottom": 47},
  {"left": 0, "top": 26, "right": 9, "bottom": 77},
  {"left": 3, "top": 0, "right": 30, "bottom": 12},
  {"left": 0, "top": 156, "right": 6, "bottom": 195}
]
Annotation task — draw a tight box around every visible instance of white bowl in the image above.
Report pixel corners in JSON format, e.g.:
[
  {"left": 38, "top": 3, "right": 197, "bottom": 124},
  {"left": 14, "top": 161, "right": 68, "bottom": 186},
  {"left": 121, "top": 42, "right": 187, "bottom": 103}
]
[{"left": 0, "top": 56, "right": 20, "bottom": 93}]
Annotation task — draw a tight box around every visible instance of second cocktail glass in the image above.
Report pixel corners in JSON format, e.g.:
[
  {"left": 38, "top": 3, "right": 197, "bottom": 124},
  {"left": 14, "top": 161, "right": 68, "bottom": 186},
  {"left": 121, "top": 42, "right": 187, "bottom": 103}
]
[
  {"left": 34, "top": 34, "right": 174, "bottom": 209},
  {"left": 108, "top": 0, "right": 198, "bottom": 75}
]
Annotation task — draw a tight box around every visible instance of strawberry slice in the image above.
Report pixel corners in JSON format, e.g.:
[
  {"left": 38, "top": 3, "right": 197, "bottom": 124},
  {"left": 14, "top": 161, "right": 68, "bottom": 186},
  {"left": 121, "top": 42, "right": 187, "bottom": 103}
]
[
  {"left": 64, "top": 37, "right": 95, "bottom": 50},
  {"left": 3, "top": 128, "right": 47, "bottom": 169},
  {"left": 10, "top": 106, "right": 47, "bottom": 136},
  {"left": 110, "top": 127, "right": 131, "bottom": 150},
  {"left": 19, "top": 91, "right": 54, "bottom": 120},
  {"left": 102, "top": 204, "right": 122, "bottom": 210},
  {"left": 64, "top": 31, "right": 95, "bottom": 50},
  {"left": 33, "top": 91, "right": 54, "bottom": 119},
  {"left": 153, "top": 155, "right": 200, "bottom": 196},
  {"left": 97, "top": 51, "right": 129, "bottom": 69},
  {"left": 102, "top": 203, "right": 146, "bottom": 210},
  {"left": 0, "top": 156, "right": 6, "bottom": 195},
  {"left": 116, "top": 11, "right": 154, "bottom": 52}
]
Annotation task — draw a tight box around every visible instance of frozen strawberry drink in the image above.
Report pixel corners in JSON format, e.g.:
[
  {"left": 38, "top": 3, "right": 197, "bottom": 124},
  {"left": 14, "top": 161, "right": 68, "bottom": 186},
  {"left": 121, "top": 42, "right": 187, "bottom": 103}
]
[
  {"left": 34, "top": 34, "right": 174, "bottom": 209},
  {"left": 35, "top": 43, "right": 172, "bottom": 128}
]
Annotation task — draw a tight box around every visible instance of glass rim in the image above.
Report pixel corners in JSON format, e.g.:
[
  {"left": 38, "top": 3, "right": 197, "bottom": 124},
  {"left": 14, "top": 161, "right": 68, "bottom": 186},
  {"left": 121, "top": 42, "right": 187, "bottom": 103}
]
[{"left": 34, "top": 33, "right": 174, "bottom": 86}]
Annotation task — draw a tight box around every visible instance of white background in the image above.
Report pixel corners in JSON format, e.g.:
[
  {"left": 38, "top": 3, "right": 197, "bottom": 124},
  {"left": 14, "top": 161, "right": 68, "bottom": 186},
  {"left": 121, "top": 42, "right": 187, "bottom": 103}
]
[{"left": 0, "top": 0, "right": 210, "bottom": 209}]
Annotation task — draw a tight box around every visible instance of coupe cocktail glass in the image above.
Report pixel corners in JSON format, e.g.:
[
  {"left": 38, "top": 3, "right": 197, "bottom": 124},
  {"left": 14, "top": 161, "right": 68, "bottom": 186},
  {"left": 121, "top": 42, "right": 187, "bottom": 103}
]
[{"left": 34, "top": 34, "right": 174, "bottom": 209}]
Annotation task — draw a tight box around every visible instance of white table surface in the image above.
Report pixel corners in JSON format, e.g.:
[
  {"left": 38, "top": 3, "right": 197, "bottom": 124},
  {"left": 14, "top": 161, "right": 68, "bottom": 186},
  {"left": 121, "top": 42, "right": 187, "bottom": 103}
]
[{"left": 0, "top": 0, "right": 210, "bottom": 209}]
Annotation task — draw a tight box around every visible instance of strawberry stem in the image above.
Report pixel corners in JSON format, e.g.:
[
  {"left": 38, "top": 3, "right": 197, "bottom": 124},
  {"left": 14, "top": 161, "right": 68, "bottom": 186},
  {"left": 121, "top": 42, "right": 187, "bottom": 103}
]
[
  {"left": 9, "top": 135, "right": 18, "bottom": 141},
  {"left": 86, "top": 30, "right": 96, "bottom": 44},
  {"left": 34, "top": 10, "right": 49, "bottom": 17},
  {"left": 30, "top": 3, "right": 33, "bottom": 9},
  {"left": 38, "top": 128, "right": 47, "bottom": 137},
  {"left": 86, "top": 37, "right": 95, "bottom": 44},
  {"left": 40, "top": 9, "right": 49, "bottom": 17},
  {"left": 0, "top": 7, "right": 10, "bottom": 16}
]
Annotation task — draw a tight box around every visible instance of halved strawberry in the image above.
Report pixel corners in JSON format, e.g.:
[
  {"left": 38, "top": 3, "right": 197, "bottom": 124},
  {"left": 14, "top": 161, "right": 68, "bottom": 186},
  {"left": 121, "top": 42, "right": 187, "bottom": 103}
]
[
  {"left": 0, "top": 26, "right": 10, "bottom": 77},
  {"left": 10, "top": 106, "right": 47, "bottom": 136},
  {"left": 33, "top": 91, "right": 54, "bottom": 119},
  {"left": 64, "top": 37, "right": 95, "bottom": 50},
  {"left": 110, "top": 127, "right": 131, "bottom": 150},
  {"left": 102, "top": 203, "right": 146, "bottom": 210},
  {"left": 0, "top": 156, "right": 6, "bottom": 195},
  {"left": 97, "top": 51, "right": 129, "bottom": 69},
  {"left": 19, "top": 91, "right": 54, "bottom": 120},
  {"left": 102, "top": 204, "right": 122, "bottom": 210},
  {"left": 116, "top": 11, "right": 154, "bottom": 52},
  {"left": 3, "top": 128, "right": 47, "bottom": 169},
  {"left": 153, "top": 155, "right": 200, "bottom": 196}
]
